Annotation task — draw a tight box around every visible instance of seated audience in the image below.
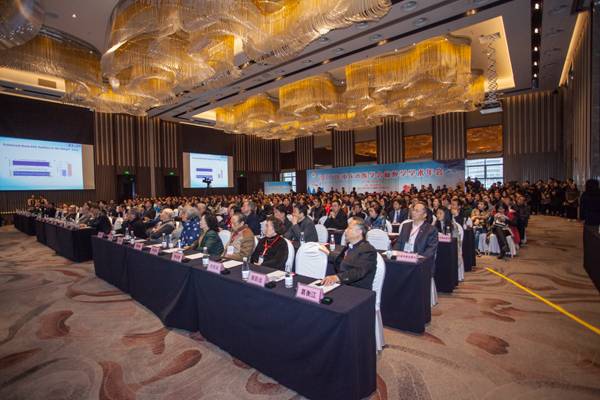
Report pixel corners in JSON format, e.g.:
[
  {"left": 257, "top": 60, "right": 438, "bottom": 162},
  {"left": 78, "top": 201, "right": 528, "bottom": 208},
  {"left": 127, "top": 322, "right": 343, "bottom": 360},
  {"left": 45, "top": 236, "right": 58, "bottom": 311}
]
[
  {"left": 148, "top": 208, "right": 176, "bottom": 239},
  {"left": 192, "top": 213, "right": 224, "bottom": 256},
  {"left": 309, "top": 198, "right": 326, "bottom": 221},
  {"left": 434, "top": 207, "right": 452, "bottom": 234},
  {"left": 365, "top": 204, "right": 386, "bottom": 231},
  {"left": 242, "top": 200, "right": 261, "bottom": 235},
  {"left": 284, "top": 204, "right": 318, "bottom": 243},
  {"left": 251, "top": 216, "right": 288, "bottom": 270},
  {"left": 84, "top": 203, "right": 112, "bottom": 234},
  {"left": 348, "top": 202, "right": 366, "bottom": 220},
  {"left": 119, "top": 209, "right": 147, "bottom": 238},
  {"left": 324, "top": 200, "right": 348, "bottom": 230},
  {"left": 388, "top": 199, "right": 408, "bottom": 224},
  {"left": 223, "top": 213, "right": 255, "bottom": 261},
  {"left": 179, "top": 206, "right": 201, "bottom": 246},
  {"left": 274, "top": 204, "right": 292, "bottom": 234},
  {"left": 393, "top": 203, "right": 438, "bottom": 259}
]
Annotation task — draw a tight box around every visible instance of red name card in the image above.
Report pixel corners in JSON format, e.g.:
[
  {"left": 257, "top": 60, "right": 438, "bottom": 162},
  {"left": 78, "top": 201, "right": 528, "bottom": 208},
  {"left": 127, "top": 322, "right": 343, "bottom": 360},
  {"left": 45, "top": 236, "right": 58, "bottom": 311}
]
[
  {"left": 247, "top": 271, "right": 268, "bottom": 287},
  {"left": 150, "top": 246, "right": 160, "bottom": 256},
  {"left": 438, "top": 233, "right": 452, "bottom": 242},
  {"left": 207, "top": 260, "right": 224, "bottom": 274},
  {"left": 171, "top": 251, "right": 184, "bottom": 263},
  {"left": 97, "top": 232, "right": 104, "bottom": 238},
  {"left": 295, "top": 283, "right": 324, "bottom": 304},
  {"left": 116, "top": 237, "right": 124, "bottom": 245},
  {"left": 392, "top": 250, "right": 420, "bottom": 263},
  {"left": 134, "top": 242, "right": 144, "bottom": 251}
]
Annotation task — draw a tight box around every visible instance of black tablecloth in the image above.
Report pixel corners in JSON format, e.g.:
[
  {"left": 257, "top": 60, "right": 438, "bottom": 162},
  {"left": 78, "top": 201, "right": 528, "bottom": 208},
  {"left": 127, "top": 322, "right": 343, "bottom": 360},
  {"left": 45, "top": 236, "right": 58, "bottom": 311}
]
[
  {"left": 13, "top": 214, "right": 36, "bottom": 235},
  {"left": 36, "top": 220, "right": 95, "bottom": 262},
  {"left": 463, "top": 229, "right": 476, "bottom": 272},
  {"left": 583, "top": 225, "right": 600, "bottom": 293},
  {"left": 380, "top": 256, "right": 432, "bottom": 334},
  {"left": 92, "top": 237, "right": 376, "bottom": 400},
  {"left": 435, "top": 239, "right": 459, "bottom": 293}
]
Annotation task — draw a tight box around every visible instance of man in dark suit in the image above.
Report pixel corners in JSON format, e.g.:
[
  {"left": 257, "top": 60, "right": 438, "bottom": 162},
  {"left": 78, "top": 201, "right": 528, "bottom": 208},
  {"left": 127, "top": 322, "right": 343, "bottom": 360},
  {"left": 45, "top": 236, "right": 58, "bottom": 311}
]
[
  {"left": 348, "top": 202, "right": 366, "bottom": 220},
  {"left": 320, "top": 218, "right": 377, "bottom": 290},
  {"left": 309, "top": 198, "right": 325, "bottom": 222},
  {"left": 393, "top": 203, "right": 438, "bottom": 259},
  {"left": 285, "top": 204, "right": 318, "bottom": 243},
  {"left": 242, "top": 200, "right": 261, "bottom": 235},
  {"left": 85, "top": 203, "right": 112, "bottom": 234},
  {"left": 388, "top": 199, "right": 408, "bottom": 224},
  {"left": 118, "top": 209, "right": 148, "bottom": 238},
  {"left": 324, "top": 200, "right": 348, "bottom": 230}
]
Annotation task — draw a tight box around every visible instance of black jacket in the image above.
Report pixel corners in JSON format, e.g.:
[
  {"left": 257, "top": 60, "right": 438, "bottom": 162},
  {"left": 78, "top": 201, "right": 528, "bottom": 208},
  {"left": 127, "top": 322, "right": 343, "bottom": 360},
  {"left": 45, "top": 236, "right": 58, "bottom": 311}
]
[
  {"left": 245, "top": 212, "right": 261, "bottom": 235},
  {"left": 88, "top": 214, "right": 112, "bottom": 234},
  {"left": 580, "top": 190, "right": 600, "bottom": 225},
  {"left": 328, "top": 239, "right": 377, "bottom": 290},
  {"left": 119, "top": 218, "right": 148, "bottom": 238},
  {"left": 284, "top": 217, "right": 319, "bottom": 243},
  {"left": 387, "top": 208, "right": 408, "bottom": 224},
  {"left": 251, "top": 235, "right": 289, "bottom": 271},
  {"left": 392, "top": 221, "right": 438, "bottom": 259},
  {"left": 324, "top": 210, "right": 348, "bottom": 230},
  {"left": 309, "top": 206, "right": 325, "bottom": 222}
]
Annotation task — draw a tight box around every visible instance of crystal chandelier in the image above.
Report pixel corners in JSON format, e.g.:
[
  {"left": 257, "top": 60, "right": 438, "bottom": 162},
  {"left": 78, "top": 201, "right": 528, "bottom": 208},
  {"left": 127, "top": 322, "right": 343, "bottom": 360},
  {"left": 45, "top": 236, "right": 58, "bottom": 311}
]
[{"left": 215, "top": 35, "right": 485, "bottom": 139}]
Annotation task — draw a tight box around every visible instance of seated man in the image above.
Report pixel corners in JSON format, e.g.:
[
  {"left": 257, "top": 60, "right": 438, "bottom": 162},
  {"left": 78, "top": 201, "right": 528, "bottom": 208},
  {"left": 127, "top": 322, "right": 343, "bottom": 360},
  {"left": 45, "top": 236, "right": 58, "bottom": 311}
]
[
  {"left": 251, "top": 217, "right": 288, "bottom": 270},
  {"left": 242, "top": 200, "right": 261, "bottom": 235},
  {"left": 64, "top": 205, "right": 78, "bottom": 222},
  {"left": 223, "top": 213, "right": 256, "bottom": 261},
  {"left": 393, "top": 202, "right": 438, "bottom": 259},
  {"left": 365, "top": 204, "right": 387, "bottom": 231},
  {"left": 119, "top": 208, "right": 148, "bottom": 238},
  {"left": 284, "top": 204, "right": 318, "bottom": 243},
  {"left": 148, "top": 208, "right": 176, "bottom": 239},
  {"left": 348, "top": 202, "right": 366, "bottom": 220},
  {"left": 319, "top": 218, "right": 377, "bottom": 289},
  {"left": 323, "top": 200, "right": 348, "bottom": 230},
  {"left": 83, "top": 203, "right": 112, "bottom": 234}
]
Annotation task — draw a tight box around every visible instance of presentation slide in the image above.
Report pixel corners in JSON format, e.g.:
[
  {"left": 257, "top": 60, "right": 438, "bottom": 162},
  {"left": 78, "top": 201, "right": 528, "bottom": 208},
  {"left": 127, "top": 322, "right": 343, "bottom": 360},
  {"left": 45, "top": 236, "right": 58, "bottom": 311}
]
[
  {"left": 188, "top": 153, "right": 233, "bottom": 188},
  {"left": 0, "top": 136, "right": 84, "bottom": 191}
]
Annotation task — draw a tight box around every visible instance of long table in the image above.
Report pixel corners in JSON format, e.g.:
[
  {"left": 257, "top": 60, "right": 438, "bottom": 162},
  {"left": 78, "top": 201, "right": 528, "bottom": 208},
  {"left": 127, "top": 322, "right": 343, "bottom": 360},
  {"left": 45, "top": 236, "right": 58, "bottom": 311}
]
[
  {"left": 435, "top": 239, "right": 459, "bottom": 293},
  {"left": 92, "top": 237, "right": 376, "bottom": 400},
  {"left": 583, "top": 225, "right": 600, "bottom": 293},
  {"left": 35, "top": 219, "right": 96, "bottom": 262},
  {"left": 13, "top": 213, "right": 37, "bottom": 235}
]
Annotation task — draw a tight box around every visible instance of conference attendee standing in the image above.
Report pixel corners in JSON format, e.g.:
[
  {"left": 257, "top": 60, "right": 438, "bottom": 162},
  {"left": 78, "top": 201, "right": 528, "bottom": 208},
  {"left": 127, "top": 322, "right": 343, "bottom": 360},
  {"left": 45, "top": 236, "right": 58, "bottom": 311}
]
[
  {"left": 242, "top": 200, "right": 261, "bottom": 235},
  {"left": 319, "top": 218, "right": 377, "bottom": 289},
  {"left": 148, "top": 208, "right": 176, "bottom": 239},
  {"left": 393, "top": 203, "right": 438, "bottom": 259},
  {"left": 251, "top": 217, "right": 288, "bottom": 270},
  {"left": 223, "top": 213, "right": 256, "bottom": 261},
  {"left": 324, "top": 200, "right": 348, "bottom": 230},
  {"left": 284, "top": 204, "right": 318, "bottom": 243},
  {"left": 193, "top": 213, "right": 224, "bottom": 257},
  {"left": 85, "top": 203, "right": 112, "bottom": 234},
  {"left": 179, "top": 206, "right": 201, "bottom": 247},
  {"left": 580, "top": 179, "right": 600, "bottom": 226}
]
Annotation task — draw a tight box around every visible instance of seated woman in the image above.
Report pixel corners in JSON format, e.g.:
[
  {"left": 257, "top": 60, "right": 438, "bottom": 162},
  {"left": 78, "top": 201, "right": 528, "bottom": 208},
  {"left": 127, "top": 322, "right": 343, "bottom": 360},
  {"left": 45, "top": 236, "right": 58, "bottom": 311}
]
[
  {"left": 251, "top": 216, "right": 289, "bottom": 271},
  {"left": 365, "top": 204, "right": 387, "bottom": 231},
  {"left": 434, "top": 207, "right": 452, "bottom": 234},
  {"left": 192, "top": 213, "right": 224, "bottom": 257}
]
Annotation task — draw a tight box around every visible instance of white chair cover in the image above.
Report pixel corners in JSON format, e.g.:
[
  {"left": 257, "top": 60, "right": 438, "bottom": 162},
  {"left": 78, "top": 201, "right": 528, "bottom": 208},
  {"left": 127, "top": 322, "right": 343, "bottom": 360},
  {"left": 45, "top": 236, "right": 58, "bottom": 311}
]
[
  {"left": 366, "top": 229, "right": 391, "bottom": 251},
  {"left": 506, "top": 236, "right": 518, "bottom": 257},
  {"left": 431, "top": 278, "right": 438, "bottom": 307},
  {"left": 373, "top": 253, "right": 386, "bottom": 352},
  {"left": 216, "top": 215, "right": 223, "bottom": 222},
  {"left": 218, "top": 230, "right": 231, "bottom": 247},
  {"left": 260, "top": 220, "right": 267, "bottom": 235},
  {"left": 340, "top": 231, "right": 347, "bottom": 246},
  {"left": 453, "top": 222, "right": 465, "bottom": 282},
  {"left": 315, "top": 224, "right": 328, "bottom": 243},
  {"left": 284, "top": 238, "right": 295, "bottom": 272},
  {"left": 295, "top": 242, "right": 328, "bottom": 279},
  {"left": 385, "top": 220, "right": 393, "bottom": 233},
  {"left": 485, "top": 233, "right": 501, "bottom": 254},
  {"left": 113, "top": 217, "right": 123, "bottom": 231},
  {"left": 318, "top": 216, "right": 327, "bottom": 225}
]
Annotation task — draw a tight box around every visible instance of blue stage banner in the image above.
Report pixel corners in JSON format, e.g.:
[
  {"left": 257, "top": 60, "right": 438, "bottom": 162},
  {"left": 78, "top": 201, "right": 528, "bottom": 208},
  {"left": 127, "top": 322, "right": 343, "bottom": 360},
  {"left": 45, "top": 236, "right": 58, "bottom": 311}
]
[
  {"left": 264, "top": 181, "right": 292, "bottom": 194},
  {"left": 307, "top": 160, "right": 465, "bottom": 193}
]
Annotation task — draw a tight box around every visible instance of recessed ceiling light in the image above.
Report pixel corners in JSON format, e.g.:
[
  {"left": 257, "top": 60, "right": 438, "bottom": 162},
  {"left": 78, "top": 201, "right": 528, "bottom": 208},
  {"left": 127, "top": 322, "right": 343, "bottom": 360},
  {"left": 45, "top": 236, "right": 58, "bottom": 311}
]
[
  {"left": 394, "top": 48, "right": 398, "bottom": 52},
  {"left": 334, "top": 48, "right": 344, "bottom": 54},
  {"left": 466, "top": 9, "right": 476, "bottom": 16},
  {"left": 377, "top": 40, "right": 387, "bottom": 46},
  {"left": 319, "top": 37, "right": 329, "bottom": 43},
  {"left": 414, "top": 17, "right": 428, "bottom": 27},
  {"left": 401, "top": 1, "right": 418, "bottom": 11},
  {"left": 369, "top": 34, "right": 383, "bottom": 41},
  {"left": 356, "top": 22, "right": 369, "bottom": 29},
  {"left": 534, "top": 3, "right": 540, "bottom": 10},
  {"left": 534, "top": 27, "right": 539, "bottom": 34},
  {"left": 72, "top": 13, "right": 77, "bottom": 18},
  {"left": 302, "top": 59, "right": 312, "bottom": 64},
  {"left": 322, "top": 59, "right": 330, "bottom": 64},
  {"left": 533, "top": 73, "right": 537, "bottom": 78},
  {"left": 533, "top": 46, "right": 538, "bottom": 52},
  {"left": 533, "top": 61, "right": 538, "bottom": 66}
]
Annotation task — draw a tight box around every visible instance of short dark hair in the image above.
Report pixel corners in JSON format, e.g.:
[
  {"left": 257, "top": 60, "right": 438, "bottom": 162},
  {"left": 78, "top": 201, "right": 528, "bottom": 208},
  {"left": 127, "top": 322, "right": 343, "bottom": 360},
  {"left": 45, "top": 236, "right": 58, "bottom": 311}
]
[
  {"left": 294, "top": 204, "right": 308, "bottom": 217},
  {"left": 350, "top": 217, "right": 368, "bottom": 238},
  {"left": 267, "top": 216, "right": 285, "bottom": 235},
  {"left": 233, "top": 212, "right": 246, "bottom": 224},
  {"left": 275, "top": 204, "right": 287, "bottom": 214},
  {"left": 203, "top": 213, "right": 219, "bottom": 231}
]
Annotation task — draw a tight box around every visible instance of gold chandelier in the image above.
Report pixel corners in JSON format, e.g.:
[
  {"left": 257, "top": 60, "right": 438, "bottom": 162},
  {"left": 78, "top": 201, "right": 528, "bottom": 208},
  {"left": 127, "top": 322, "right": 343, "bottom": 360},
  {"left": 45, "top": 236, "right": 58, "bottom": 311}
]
[{"left": 215, "top": 35, "right": 486, "bottom": 139}]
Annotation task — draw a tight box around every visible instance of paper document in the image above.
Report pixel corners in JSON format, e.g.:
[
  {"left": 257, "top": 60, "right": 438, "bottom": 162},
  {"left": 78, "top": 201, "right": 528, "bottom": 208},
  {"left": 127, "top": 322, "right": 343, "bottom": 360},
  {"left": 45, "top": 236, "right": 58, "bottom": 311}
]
[
  {"left": 162, "top": 248, "right": 180, "bottom": 254},
  {"left": 309, "top": 280, "right": 340, "bottom": 294},
  {"left": 223, "top": 260, "right": 242, "bottom": 269},
  {"left": 185, "top": 252, "right": 205, "bottom": 260},
  {"left": 267, "top": 270, "right": 286, "bottom": 282}
]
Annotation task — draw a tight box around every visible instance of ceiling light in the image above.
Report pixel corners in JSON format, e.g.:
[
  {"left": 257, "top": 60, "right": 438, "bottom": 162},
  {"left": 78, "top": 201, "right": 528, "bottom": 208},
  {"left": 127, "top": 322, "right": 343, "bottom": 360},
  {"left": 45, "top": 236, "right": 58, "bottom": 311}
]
[
  {"left": 533, "top": 73, "right": 537, "bottom": 78},
  {"left": 72, "top": 13, "right": 77, "bottom": 18},
  {"left": 534, "top": 27, "right": 539, "bottom": 34},
  {"left": 534, "top": 3, "right": 540, "bottom": 10},
  {"left": 377, "top": 40, "right": 387, "bottom": 46},
  {"left": 466, "top": 9, "right": 476, "bottom": 16},
  {"left": 334, "top": 48, "right": 345, "bottom": 54},
  {"left": 356, "top": 22, "right": 369, "bottom": 29},
  {"left": 319, "top": 37, "right": 329, "bottom": 43},
  {"left": 414, "top": 17, "right": 428, "bottom": 27},
  {"left": 534, "top": 46, "right": 538, "bottom": 52},
  {"left": 401, "top": 1, "right": 418, "bottom": 11},
  {"left": 302, "top": 59, "right": 312, "bottom": 64},
  {"left": 322, "top": 59, "right": 330, "bottom": 64},
  {"left": 533, "top": 61, "right": 538, "bottom": 66},
  {"left": 369, "top": 34, "right": 383, "bottom": 41}
]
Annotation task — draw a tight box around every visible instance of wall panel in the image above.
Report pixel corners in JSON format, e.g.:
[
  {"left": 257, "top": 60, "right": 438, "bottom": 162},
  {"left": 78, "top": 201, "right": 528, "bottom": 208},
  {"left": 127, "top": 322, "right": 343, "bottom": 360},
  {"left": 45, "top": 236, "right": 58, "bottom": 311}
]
[
  {"left": 332, "top": 129, "right": 354, "bottom": 167},
  {"left": 295, "top": 135, "right": 314, "bottom": 170},
  {"left": 376, "top": 117, "right": 403, "bottom": 164},
  {"left": 433, "top": 112, "right": 465, "bottom": 160}
]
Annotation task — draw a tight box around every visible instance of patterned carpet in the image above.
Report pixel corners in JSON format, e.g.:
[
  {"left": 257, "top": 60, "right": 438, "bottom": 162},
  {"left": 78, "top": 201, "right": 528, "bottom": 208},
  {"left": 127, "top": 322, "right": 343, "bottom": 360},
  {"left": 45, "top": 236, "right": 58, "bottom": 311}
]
[{"left": 0, "top": 216, "right": 599, "bottom": 400}]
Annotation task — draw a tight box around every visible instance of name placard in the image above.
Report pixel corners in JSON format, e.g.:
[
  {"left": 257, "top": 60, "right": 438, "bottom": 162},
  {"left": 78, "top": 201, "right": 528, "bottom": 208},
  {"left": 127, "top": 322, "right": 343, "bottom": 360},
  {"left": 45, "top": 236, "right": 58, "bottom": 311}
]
[
  {"left": 107, "top": 233, "right": 114, "bottom": 241},
  {"left": 149, "top": 246, "right": 160, "bottom": 256},
  {"left": 207, "top": 260, "right": 224, "bottom": 274},
  {"left": 438, "top": 233, "right": 452, "bottom": 242},
  {"left": 97, "top": 232, "right": 104, "bottom": 238},
  {"left": 134, "top": 242, "right": 144, "bottom": 251},
  {"left": 171, "top": 251, "right": 184, "bottom": 263},
  {"left": 392, "top": 250, "right": 420, "bottom": 263},
  {"left": 295, "top": 283, "right": 324, "bottom": 304},
  {"left": 116, "top": 237, "right": 124, "bottom": 245},
  {"left": 247, "top": 271, "right": 268, "bottom": 287}
]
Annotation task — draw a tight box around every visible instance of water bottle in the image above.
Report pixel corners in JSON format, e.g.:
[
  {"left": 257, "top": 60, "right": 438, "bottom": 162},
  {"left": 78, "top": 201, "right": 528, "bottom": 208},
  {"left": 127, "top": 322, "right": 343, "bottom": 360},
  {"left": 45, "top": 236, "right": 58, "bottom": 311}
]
[
  {"left": 177, "top": 240, "right": 184, "bottom": 255},
  {"left": 386, "top": 242, "right": 393, "bottom": 259},
  {"left": 124, "top": 229, "right": 130, "bottom": 240},
  {"left": 130, "top": 233, "right": 136, "bottom": 245},
  {"left": 300, "top": 231, "right": 305, "bottom": 244},
  {"left": 167, "top": 234, "right": 173, "bottom": 248},
  {"left": 329, "top": 234, "right": 336, "bottom": 251},
  {"left": 285, "top": 272, "right": 293, "bottom": 288},
  {"left": 161, "top": 233, "right": 167, "bottom": 248},
  {"left": 202, "top": 247, "right": 209, "bottom": 266},
  {"left": 241, "top": 257, "right": 250, "bottom": 280}
]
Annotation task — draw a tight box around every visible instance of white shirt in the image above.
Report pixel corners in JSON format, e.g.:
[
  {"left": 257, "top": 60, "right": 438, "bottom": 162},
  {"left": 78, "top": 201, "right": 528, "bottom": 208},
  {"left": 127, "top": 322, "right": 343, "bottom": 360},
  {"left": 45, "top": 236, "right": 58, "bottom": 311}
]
[{"left": 404, "top": 220, "right": 424, "bottom": 253}]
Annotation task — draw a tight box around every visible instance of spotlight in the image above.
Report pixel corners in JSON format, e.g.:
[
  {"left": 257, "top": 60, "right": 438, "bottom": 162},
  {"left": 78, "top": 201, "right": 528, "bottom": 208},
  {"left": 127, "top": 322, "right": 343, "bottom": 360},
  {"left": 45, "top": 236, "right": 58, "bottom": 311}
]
[
  {"left": 534, "top": 3, "right": 540, "bottom": 10},
  {"left": 534, "top": 46, "right": 538, "bottom": 52}
]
